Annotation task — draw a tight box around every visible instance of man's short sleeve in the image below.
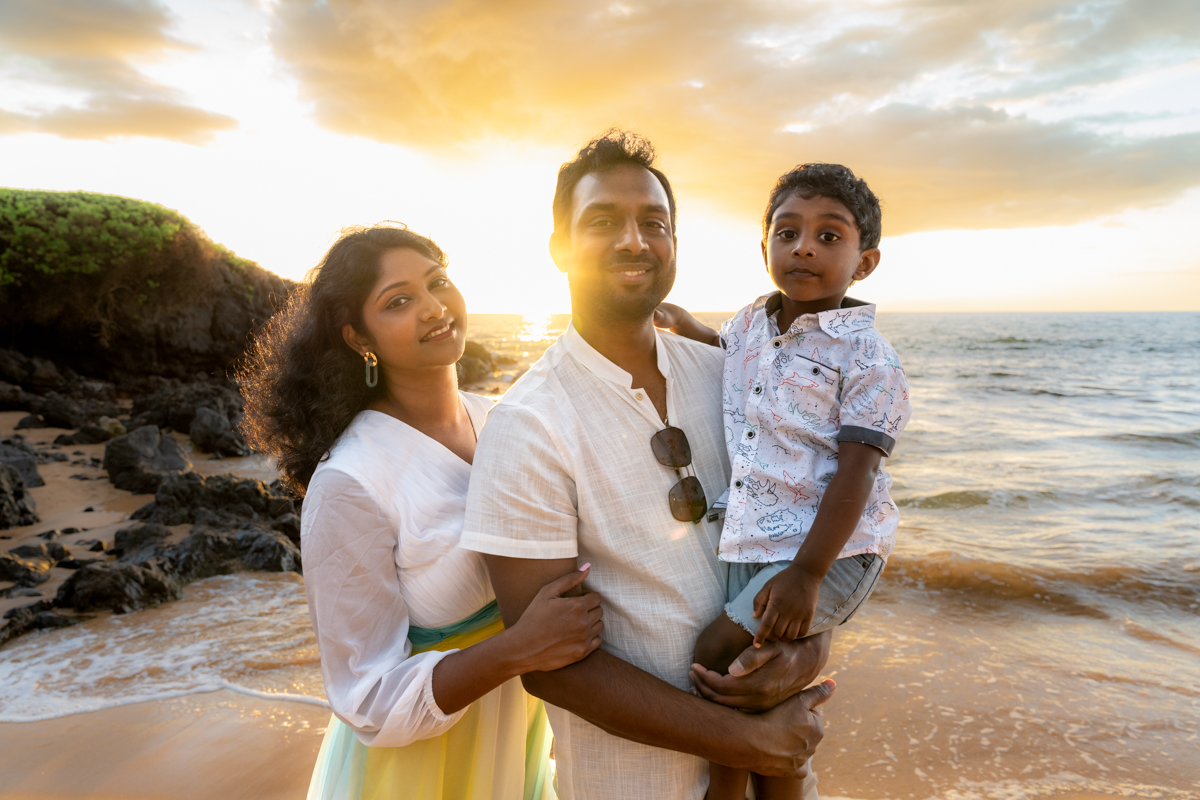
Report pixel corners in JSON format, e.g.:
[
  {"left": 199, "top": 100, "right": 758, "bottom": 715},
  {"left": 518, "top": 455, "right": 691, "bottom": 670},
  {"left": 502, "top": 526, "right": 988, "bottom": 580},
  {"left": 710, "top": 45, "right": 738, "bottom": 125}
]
[
  {"left": 460, "top": 405, "right": 579, "bottom": 559},
  {"left": 837, "top": 338, "right": 911, "bottom": 458}
]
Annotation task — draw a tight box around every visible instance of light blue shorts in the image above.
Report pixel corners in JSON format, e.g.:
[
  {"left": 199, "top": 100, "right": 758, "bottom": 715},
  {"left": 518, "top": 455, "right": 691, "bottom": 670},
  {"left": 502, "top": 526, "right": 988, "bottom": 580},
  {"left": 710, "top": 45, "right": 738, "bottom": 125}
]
[{"left": 725, "top": 553, "right": 884, "bottom": 637}]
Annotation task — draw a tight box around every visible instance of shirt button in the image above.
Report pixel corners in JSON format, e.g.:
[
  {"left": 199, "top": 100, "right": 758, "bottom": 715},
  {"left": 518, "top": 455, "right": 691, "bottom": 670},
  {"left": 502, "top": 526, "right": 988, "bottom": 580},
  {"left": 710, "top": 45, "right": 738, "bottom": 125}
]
[
  {"left": 635, "top": 392, "right": 644, "bottom": 400},
  {"left": 734, "top": 480, "right": 743, "bottom": 488},
  {"left": 746, "top": 431, "right": 755, "bottom": 439},
  {"left": 811, "top": 367, "right": 820, "bottom": 375},
  {"left": 753, "top": 385, "right": 762, "bottom": 394},
  {"left": 772, "top": 341, "right": 782, "bottom": 349}
]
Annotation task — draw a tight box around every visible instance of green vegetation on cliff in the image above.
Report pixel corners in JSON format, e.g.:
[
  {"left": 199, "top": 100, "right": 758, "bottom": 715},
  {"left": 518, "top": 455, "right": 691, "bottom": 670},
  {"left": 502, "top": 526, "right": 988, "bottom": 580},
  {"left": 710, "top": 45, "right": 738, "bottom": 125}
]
[
  {"left": 0, "top": 189, "right": 186, "bottom": 287},
  {"left": 0, "top": 188, "right": 292, "bottom": 382}
]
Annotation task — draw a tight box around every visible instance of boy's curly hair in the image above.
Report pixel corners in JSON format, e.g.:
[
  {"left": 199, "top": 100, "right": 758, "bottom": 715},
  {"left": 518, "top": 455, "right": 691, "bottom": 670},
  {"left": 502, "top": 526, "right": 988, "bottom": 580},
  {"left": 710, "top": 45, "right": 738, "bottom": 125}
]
[{"left": 762, "top": 163, "right": 881, "bottom": 250}]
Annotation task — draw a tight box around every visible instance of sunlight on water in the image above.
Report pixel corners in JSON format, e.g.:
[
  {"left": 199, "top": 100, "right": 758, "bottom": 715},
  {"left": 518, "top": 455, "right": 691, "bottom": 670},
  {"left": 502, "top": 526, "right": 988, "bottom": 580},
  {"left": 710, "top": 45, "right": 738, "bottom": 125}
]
[{"left": 517, "top": 313, "right": 554, "bottom": 343}]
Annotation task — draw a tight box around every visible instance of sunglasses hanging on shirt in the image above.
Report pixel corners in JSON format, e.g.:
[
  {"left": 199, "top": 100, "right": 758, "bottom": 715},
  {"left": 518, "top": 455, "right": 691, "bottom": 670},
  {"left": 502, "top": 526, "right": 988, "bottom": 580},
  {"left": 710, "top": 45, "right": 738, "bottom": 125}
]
[{"left": 650, "top": 426, "right": 708, "bottom": 523}]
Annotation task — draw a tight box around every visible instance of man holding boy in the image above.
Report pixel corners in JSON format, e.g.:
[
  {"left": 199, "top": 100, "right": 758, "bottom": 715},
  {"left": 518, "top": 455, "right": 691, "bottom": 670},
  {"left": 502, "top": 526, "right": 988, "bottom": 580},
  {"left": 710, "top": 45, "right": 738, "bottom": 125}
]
[{"left": 460, "top": 130, "right": 834, "bottom": 799}]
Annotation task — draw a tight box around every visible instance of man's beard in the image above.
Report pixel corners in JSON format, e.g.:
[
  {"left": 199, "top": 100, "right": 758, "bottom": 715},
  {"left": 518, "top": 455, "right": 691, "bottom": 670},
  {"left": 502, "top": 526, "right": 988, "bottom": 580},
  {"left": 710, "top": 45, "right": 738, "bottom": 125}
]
[{"left": 573, "top": 253, "right": 677, "bottom": 325}]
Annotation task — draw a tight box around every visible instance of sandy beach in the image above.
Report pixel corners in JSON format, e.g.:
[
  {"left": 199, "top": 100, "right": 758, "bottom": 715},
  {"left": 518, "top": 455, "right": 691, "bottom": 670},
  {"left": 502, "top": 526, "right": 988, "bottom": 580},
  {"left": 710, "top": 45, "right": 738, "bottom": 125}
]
[{"left": 3, "top": 313, "right": 1199, "bottom": 800}]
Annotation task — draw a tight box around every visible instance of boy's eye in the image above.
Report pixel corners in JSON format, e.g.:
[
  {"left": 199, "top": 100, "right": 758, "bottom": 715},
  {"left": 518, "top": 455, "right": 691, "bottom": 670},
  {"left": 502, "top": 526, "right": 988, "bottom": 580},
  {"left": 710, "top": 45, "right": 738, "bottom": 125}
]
[
  {"left": 819, "top": 232, "right": 840, "bottom": 243},
  {"left": 778, "top": 230, "right": 796, "bottom": 240}
]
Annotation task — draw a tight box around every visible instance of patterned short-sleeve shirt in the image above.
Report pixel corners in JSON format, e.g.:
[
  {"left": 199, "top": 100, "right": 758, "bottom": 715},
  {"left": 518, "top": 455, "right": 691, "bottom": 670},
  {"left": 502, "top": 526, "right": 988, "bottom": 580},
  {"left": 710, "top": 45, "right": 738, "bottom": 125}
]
[{"left": 718, "top": 292, "right": 911, "bottom": 564}]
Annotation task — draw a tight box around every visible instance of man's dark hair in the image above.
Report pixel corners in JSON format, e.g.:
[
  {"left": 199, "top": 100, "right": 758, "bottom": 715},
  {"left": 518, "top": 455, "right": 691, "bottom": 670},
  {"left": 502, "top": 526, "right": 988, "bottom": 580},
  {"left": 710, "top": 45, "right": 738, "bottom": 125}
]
[
  {"left": 763, "top": 163, "right": 881, "bottom": 250},
  {"left": 552, "top": 129, "right": 677, "bottom": 239}
]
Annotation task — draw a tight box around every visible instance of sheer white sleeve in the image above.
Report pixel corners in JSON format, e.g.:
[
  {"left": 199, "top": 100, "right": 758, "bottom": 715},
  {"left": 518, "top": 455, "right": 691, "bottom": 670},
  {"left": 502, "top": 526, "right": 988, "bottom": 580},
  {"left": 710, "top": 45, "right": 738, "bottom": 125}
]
[{"left": 301, "top": 467, "right": 467, "bottom": 748}]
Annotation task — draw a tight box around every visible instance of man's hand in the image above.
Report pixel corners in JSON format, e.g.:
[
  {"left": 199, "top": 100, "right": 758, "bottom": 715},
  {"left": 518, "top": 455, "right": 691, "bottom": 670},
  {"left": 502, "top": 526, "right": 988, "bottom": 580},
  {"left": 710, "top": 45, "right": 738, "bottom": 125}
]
[
  {"left": 689, "top": 629, "right": 831, "bottom": 712},
  {"left": 753, "top": 564, "right": 823, "bottom": 646},
  {"left": 745, "top": 678, "right": 836, "bottom": 777}
]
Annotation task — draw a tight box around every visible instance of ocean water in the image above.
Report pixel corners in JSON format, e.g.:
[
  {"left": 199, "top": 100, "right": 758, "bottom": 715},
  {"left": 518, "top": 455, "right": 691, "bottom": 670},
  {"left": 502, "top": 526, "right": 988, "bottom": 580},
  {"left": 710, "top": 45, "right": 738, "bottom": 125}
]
[{"left": 2, "top": 311, "right": 1197, "bottom": 797}]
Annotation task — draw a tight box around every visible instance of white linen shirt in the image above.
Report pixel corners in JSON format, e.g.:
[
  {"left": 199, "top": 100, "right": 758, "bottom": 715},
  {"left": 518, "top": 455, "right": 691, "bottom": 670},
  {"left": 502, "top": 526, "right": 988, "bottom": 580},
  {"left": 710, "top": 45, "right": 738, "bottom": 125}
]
[
  {"left": 460, "top": 323, "right": 729, "bottom": 800},
  {"left": 300, "top": 394, "right": 496, "bottom": 748},
  {"left": 719, "top": 293, "right": 911, "bottom": 564}
]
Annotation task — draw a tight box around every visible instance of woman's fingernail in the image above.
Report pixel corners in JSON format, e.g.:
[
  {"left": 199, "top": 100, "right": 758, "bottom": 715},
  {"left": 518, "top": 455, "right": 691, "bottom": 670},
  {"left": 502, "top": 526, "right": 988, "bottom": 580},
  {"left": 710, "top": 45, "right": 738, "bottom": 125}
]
[{"left": 579, "top": 563, "right": 591, "bottom": 571}]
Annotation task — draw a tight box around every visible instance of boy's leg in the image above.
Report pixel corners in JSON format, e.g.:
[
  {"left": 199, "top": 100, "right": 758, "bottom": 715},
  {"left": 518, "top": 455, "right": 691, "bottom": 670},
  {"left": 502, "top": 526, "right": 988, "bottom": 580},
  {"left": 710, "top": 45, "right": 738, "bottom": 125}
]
[
  {"left": 753, "top": 773, "right": 809, "bottom": 800},
  {"left": 695, "top": 614, "right": 755, "bottom": 800}
]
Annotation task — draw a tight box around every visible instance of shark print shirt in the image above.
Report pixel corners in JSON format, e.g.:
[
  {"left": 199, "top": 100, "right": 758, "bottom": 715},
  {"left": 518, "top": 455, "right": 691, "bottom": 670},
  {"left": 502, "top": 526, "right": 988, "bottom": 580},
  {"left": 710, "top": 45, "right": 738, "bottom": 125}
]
[{"left": 717, "top": 292, "right": 911, "bottom": 564}]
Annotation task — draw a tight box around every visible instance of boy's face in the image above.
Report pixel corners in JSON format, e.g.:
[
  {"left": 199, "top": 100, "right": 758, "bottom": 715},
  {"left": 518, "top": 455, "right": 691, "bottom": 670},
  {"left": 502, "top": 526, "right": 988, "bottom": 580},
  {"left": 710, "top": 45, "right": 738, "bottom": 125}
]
[{"left": 762, "top": 192, "right": 880, "bottom": 313}]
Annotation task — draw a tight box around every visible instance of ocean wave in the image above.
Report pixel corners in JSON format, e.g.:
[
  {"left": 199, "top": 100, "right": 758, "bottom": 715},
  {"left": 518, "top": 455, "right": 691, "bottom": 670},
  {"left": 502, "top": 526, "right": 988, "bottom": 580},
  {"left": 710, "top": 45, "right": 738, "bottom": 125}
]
[
  {"left": 0, "top": 572, "right": 325, "bottom": 723},
  {"left": 880, "top": 551, "right": 1199, "bottom": 613},
  {"left": 898, "top": 489, "right": 1057, "bottom": 510},
  {"left": 1105, "top": 429, "right": 1200, "bottom": 448}
]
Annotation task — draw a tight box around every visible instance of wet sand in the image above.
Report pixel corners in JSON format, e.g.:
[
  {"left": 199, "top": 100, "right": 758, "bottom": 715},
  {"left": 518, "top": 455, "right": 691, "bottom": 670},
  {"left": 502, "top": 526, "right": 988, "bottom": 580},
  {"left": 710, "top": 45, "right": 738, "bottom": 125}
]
[{"left": 0, "top": 691, "right": 327, "bottom": 800}]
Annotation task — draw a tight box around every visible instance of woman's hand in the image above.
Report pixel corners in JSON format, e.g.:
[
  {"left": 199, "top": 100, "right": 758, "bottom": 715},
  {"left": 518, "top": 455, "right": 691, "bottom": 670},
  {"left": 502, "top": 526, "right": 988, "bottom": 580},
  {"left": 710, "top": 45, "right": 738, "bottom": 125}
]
[{"left": 507, "top": 565, "right": 604, "bottom": 673}]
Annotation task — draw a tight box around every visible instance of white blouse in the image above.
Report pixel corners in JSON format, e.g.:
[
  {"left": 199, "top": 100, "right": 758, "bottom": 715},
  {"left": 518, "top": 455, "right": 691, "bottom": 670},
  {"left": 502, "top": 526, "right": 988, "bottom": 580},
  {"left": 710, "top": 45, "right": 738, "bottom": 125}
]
[{"left": 301, "top": 393, "right": 496, "bottom": 748}]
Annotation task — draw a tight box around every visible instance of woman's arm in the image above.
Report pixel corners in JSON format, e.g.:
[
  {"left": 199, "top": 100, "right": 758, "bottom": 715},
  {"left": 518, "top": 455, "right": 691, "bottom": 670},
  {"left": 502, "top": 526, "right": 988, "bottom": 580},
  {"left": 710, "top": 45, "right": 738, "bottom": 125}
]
[{"left": 430, "top": 566, "right": 603, "bottom": 713}]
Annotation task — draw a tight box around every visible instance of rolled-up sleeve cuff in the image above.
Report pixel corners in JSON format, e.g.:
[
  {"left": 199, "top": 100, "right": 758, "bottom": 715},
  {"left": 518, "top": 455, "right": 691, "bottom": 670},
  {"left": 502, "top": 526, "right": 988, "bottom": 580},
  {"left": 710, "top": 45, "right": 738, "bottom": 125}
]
[
  {"left": 458, "top": 530, "right": 579, "bottom": 559},
  {"left": 838, "top": 425, "right": 896, "bottom": 457},
  {"left": 422, "top": 649, "right": 463, "bottom": 723}
]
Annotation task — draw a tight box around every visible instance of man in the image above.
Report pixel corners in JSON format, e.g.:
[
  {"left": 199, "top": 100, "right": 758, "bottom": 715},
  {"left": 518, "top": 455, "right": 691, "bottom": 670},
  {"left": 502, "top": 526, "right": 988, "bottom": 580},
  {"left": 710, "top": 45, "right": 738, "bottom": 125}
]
[{"left": 460, "top": 130, "right": 833, "bottom": 799}]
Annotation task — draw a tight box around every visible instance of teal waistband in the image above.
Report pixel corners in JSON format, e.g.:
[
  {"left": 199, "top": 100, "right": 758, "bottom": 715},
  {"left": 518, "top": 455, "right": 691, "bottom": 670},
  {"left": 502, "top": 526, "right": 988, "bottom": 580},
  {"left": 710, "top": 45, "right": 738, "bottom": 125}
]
[{"left": 408, "top": 599, "right": 502, "bottom": 649}]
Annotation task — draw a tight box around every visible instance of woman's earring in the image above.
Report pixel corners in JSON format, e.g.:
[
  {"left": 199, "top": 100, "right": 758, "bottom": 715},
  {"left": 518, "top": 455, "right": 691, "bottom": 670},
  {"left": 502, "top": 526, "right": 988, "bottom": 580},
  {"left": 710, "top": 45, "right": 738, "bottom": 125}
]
[{"left": 364, "top": 352, "right": 378, "bottom": 388}]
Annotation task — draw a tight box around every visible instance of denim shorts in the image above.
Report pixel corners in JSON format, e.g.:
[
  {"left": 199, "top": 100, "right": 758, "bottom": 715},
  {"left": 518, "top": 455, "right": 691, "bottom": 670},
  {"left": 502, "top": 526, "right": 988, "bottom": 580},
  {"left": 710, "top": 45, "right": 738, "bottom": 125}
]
[{"left": 725, "top": 553, "right": 884, "bottom": 637}]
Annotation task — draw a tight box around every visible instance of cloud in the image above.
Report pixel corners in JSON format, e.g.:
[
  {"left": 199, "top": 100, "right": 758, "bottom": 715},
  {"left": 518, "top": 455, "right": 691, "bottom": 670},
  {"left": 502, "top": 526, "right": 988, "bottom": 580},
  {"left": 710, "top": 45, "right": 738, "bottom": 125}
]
[
  {"left": 0, "top": 0, "right": 235, "bottom": 144},
  {"left": 268, "top": 0, "right": 1200, "bottom": 234}
]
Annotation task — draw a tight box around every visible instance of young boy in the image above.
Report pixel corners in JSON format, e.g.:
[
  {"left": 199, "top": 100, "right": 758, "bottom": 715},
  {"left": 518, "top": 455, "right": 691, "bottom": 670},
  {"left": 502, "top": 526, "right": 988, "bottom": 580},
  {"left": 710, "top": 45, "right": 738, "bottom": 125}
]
[{"left": 655, "top": 163, "right": 911, "bottom": 800}]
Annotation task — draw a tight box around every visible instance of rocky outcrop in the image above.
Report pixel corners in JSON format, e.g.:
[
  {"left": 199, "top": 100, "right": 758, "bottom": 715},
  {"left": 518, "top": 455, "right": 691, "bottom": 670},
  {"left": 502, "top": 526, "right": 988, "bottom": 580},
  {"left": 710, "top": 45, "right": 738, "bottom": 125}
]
[
  {"left": 456, "top": 341, "right": 495, "bottom": 385},
  {"left": 0, "top": 190, "right": 295, "bottom": 384},
  {"left": 130, "top": 382, "right": 243, "bottom": 432},
  {"left": 0, "top": 463, "right": 38, "bottom": 529},
  {"left": 0, "top": 552, "right": 50, "bottom": 587},
  {"left": 188, "top": 407, "right": 249, "bottom": 456},
  {"left": 131, "top": 471, "right": 299, "bottom": 542},
  {"left": 1, "top": 601, "right": 80, "bottom": 646},
  {"left": 0, "top": 438, "right": 43, "bottom": 488},
  {"left": 53, "top": 561, "right": 182, "bottom": 614},
  {"left": 102, "top": 426, "right": 192, "bottom": 494}
]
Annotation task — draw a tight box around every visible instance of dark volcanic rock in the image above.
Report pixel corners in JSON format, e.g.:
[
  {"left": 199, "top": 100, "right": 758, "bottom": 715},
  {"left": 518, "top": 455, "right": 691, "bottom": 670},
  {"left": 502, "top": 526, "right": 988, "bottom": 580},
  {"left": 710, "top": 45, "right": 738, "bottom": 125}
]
[
  {"left": 0, "top": 462, "right": 39, "bottom": 528},
  {"left": 189, "top": 406, "right": 249, "bottom": 456},
  {"left": 102, "top": 425, "right": 192, "bottom": 493},
  {"left": 131, "top": 471, "right": 294, "bottom": 528},
  {"left": 57, "top": 557, "right": 106, "bottom": 570},
  {"left": 54, "top": 426, "right": 112, "bottom": 446},
  {"left": 54, "top": 561, "right": 181, "bottom": 613},
  {"left": 0, "top": 349, "right": 65, "bottom": 394},
  {"left": 0, "top": 438, "right": 43, "bottom": 488},
  {"left": 162, "top": 525, "right": 300, "bottom": 580},
  {"left": 131, "top": 382, "right": 243, "bottom": 432},
  {"left": 8, "top": 541, "right": 68, "bottom": 562},
  {"left": 456, "top": 341, "right": 495, "bottom": 385},
  {"left": 31, "top": 392, "right": 86, "bottom": 429},
  {"left": 113, "top": 523, "right": 171, "bottom": 563},
  {"left": 0, "top": 381, "right": 31, "bottom": 412},
  {"left": 0, "top": 553, "right": 50, "bottom": 587},
  {"left": 15, "top": 414, "right": 45, "bottom": 429}
]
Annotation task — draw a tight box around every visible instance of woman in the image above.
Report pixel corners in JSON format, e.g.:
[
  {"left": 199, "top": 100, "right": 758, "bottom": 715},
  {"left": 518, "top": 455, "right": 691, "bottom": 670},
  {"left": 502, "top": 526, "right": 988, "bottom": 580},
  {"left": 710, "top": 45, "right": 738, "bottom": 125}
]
[{"left": 240, "top": 223, "right": 602, "bottom": 800}]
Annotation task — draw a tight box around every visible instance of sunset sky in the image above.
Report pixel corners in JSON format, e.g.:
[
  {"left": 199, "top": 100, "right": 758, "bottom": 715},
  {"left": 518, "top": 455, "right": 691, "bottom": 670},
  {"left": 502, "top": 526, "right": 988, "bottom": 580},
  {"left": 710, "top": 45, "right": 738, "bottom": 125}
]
[{"left": 1, "top": 0, "right": 1198, "bottom": 315}]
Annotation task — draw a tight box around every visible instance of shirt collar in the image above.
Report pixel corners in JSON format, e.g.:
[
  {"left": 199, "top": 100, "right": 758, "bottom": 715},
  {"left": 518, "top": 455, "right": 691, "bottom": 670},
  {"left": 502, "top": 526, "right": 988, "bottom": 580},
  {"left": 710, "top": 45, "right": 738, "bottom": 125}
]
[
  {"left": 560, "top": 320, "right": 672, "bottom": 388},
  {"left": 763, "top": 292, "right": 876, "bottom": 339}
]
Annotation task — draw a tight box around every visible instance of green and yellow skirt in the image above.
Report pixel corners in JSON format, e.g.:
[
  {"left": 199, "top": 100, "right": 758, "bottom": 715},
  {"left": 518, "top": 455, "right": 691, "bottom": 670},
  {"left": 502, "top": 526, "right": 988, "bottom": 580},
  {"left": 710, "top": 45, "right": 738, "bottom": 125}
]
[{"left": 307, "top": 602, "right": 554, "bottom": 800}]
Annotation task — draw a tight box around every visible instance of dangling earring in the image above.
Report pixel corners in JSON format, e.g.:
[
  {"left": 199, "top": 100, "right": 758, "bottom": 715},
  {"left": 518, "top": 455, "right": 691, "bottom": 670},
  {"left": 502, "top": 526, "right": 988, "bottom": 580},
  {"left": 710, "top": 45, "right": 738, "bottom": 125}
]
[{"left": 364, "top": 352, "right": 378, "bottom": 388}]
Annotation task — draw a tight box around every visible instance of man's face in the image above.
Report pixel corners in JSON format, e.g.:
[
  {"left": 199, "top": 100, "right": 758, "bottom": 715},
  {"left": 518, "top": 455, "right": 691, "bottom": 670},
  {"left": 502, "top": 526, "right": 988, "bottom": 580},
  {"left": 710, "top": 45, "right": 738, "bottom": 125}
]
[{"left": 553, "top": 164, "right": 677, "bottom": 323}]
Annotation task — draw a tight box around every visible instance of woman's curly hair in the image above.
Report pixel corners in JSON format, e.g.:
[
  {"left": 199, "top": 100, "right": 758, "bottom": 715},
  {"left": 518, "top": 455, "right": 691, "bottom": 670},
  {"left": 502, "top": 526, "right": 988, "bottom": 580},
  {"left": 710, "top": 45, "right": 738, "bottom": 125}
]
[{"left": 237, "top": 222, "right": 447, "bottom": 496}]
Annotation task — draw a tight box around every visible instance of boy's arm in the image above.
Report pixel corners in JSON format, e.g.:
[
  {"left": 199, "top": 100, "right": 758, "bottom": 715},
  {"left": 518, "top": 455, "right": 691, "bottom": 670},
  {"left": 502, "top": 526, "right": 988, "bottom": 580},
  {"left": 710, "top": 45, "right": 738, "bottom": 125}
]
[
  {"left": 654, "top": 302, "right": 720, "bottom": 347},
  {"left": 753, "top": 442, "right": 882, "bottom": 644},
  {"left": 485, "top": 553, "right": 835, "bottom": 777}
]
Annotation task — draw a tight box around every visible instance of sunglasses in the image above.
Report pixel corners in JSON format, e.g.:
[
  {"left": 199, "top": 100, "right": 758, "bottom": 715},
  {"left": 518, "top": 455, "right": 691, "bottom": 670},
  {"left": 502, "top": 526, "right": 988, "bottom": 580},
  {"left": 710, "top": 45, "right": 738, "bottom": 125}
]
[{"left": 651, "top": 426, "right": 708, "bottom": 523}]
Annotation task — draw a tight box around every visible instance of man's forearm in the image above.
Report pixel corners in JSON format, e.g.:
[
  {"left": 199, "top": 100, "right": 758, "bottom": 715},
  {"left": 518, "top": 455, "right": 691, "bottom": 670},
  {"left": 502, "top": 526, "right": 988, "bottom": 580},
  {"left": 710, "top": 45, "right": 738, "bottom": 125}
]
[{"left": 521, "top": 647, "right": 761, "bottom": 768}]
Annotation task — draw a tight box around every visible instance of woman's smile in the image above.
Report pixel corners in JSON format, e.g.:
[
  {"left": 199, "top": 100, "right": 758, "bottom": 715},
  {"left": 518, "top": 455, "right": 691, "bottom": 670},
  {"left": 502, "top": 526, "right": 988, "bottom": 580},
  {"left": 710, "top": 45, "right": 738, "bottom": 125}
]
[{"left": 420, "top": 319, "right": 456, "bottom": 342}]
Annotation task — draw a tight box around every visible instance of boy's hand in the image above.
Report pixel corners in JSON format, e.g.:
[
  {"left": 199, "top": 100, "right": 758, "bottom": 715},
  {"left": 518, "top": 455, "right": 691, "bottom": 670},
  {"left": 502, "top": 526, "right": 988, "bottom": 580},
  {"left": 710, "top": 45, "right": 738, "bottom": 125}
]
[
  {"left": 653, "top": 302, "right": 686, "bottom": 330},
  {"left": 653, "top": 302, "right": 721, "bottom": 347},
  {"left": 752, "top": 565, "right": 823, "bottom": 647}
]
